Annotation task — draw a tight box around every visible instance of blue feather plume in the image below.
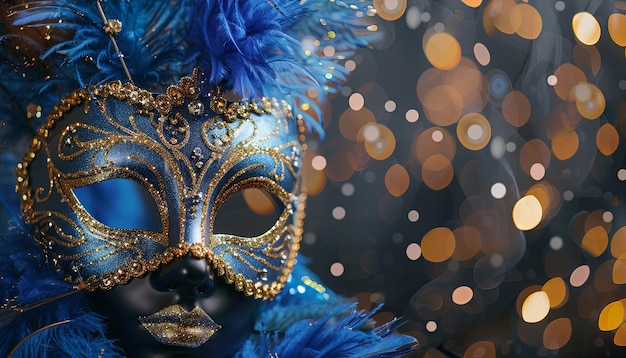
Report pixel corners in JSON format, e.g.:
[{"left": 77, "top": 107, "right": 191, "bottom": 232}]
[
  {"left": 9, "top": 0, "right": 192, "bottom": 91},
  {"left": 238, "top": 303, "right": 417, "bottom": 357},
  {"left": 0, "top": 214, "right": 123, "bottom": 357},
  {"left": 2, "top": 0, "right": 379, "bottom": 134}
]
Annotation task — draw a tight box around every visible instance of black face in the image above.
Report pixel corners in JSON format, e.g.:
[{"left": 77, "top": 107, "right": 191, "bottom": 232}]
[{"left": 87, "top": 254, "right": 261, "bottom": 358}]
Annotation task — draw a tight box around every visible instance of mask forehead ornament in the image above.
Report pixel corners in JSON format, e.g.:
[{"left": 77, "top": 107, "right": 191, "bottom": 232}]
[{"left": 15, "top": 69, "right": 306, "bottom": 299}]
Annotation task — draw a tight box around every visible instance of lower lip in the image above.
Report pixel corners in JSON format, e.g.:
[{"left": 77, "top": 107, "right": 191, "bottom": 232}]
[{"left": 140, "top": 321, "right": 221, "bottom": 348}]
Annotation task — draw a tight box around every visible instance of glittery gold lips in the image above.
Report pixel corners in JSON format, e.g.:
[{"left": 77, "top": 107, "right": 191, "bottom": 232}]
[{"left": 138, "top": 305, "right": 222, "bottom": 348}]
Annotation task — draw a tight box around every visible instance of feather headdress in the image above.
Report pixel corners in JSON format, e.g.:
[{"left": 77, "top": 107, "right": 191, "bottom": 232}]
[{"left": 1, "top": 0, "right": 378, "bottom": 135}]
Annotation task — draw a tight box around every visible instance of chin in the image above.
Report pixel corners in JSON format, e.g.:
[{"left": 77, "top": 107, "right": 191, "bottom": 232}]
[{"left": 117, "top": 335, "right": 242, "bottom": 358}]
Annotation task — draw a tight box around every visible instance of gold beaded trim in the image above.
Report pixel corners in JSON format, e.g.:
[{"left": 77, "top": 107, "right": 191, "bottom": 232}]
[{"left": 92, "top": 68, "right": 266, "bottom": 122}]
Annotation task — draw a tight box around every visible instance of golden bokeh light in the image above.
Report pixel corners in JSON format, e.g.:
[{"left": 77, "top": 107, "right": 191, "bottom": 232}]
[
  {"left": 452, "top": 226, "right": 482, "bottom": 261},
  {"left": 422, "top": 154, "right": 455, "bottom": 190},
  {"left": 570, "top": 82, "right": 606, "bottom": 120},
  {"left": 457, "top": 112, "right": 492, "bottom": 150},
  {"left": 481, "top": 1, "right": 497, "bottom": 35},
  {"left": 420, "top": 227, "right": 456, "bottom": 263},
  {"left": 612, "top": 227, "right": 626, "bottom": 258},
  {"left": 615, "top": 323, "right": 626, "bottom": 346},
  {"left": 573, "top": 44, "right": 602, "bottom": 77},
  {"left": 423, "top": 85, "right": 464, "bottom": 126},
  {"left": 373, "top": 0, "right": 407, "bottom": 21},
  {"left": 608, "top": 13, "right": 626, "bottom": 46},
  {"left": 302, "top": 166, "right": 326, "bottom": 196},
  {"left": 338, "top": 108, "right": 376, "bottom": 141},
  {"left": 595, "top": 260, "right": 619, "bottom": 292},
  {"left": 325, "top": 139, "right": 357, "bottom": 182},
  {"left": 502, "top": 90, "right": 531, "bottom": 127},
  {"left": 516, "top": 3, "right": 542, "bottom": 40},
  {"left": 414, "top": 127, "right": 457, "bottom": 164},
  {"left": 522, "top": 291, "right": 550, "bottom": 323},
  {"left": 492, "top": 0, "right": 522, "bottom": 35},
  {"left": 548, "top": 102, "right": 584, "bottom": 138},
  {"left": 553, "top": 63, "right": 586, "bottom": 101},
  {"left": 417, "top": 68, "right": 446, "bottom": 102},
  {"left": 599, "top": 301, "right": 625, "bottom": 331},
  {"left": 542, "top": 277, "right": 567, "bottom": 309},
  {"left": 417, "top": 59, "right": 489, "bottom": 119},
  {"left": 516, "top": 286, "right": 542, "bottom": 317},
  {"left": 612, "top": 258, "right": 626, "bottom": 284},
  {"left": 596, "top": 123, "right": 620, "bottom": 156},
  {"left": 242, "top": 188, "right": 276, "bottom": 215},
  {"left": 543, "top": 318, "right": 572, "bottom": 350},
  {"left": 526, "top": 183, "right": 550, "bottom": 212},
  {"left": 346, "top": 142, "right": 371, "bottom": 172},
  {"left": 362, "top": 123, "right": 396, "bottom": 160},
  {"left": 384, "top": 164, "right": 410, "bottom": 197},
  {"left": 526, "top": 182, "right": 560, "bottom": 221},
  {"left": 551, "top": 129, "right": 579, "bottom": 160},
  {"left": 452, "top": 286, "right": 474, "bottom": 305},
  {"left": 447, "top": 58, "right": 489, "bottom": 111},
  {"left": 463, "top": 341, "right": 496, "bottom": 358},
  {"left": 584, "top": 209, "right": 612, "bottom": 234},
  {"left": 572, "top": 12, "right": 601, "bottom": 46},
  {"left": 519, "top": 139, "right": 551, "bottom": 176},
  {"left": 423, "top": 32, "right": 462, "bottom": 71},
  {"left": 581, "top": 226, "right": 608, "bottom": 257},
  {"left": 461, "top": 0, "right": 483, "bottom": 8},
  {"left": 512, "top": 195, "right": 543, "bottom": 231},
  {"left": 301, "top": 151, "right": 326, "bottom": 196}
]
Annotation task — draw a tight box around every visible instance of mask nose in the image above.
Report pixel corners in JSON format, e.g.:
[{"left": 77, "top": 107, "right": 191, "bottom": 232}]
[{"left": 150, "top": 254, "right": 216, "bottom": 297}]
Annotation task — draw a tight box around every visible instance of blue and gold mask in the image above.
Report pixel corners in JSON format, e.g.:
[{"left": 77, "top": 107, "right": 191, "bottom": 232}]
[{"left": 15, "top": 70, "right": 305, "bottom": 300}]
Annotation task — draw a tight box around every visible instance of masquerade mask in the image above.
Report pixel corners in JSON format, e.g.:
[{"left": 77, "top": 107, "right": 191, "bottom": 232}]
[{"left": 15, "top": 70, "right": 305, "bottom": 299}]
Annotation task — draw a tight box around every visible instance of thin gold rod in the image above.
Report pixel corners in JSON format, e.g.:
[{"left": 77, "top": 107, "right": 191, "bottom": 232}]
[
  {"left": 96, "top": 0, "right": 133, "bottom": 83},
  {"left": 7, "top": 320, "right": 72, "bottom": 357},
  {"left": 4, "top": 288, "right": 81, "bottom": 313},
  {"left": 0, "top": 282, "right": 86, "bottom": 326}
]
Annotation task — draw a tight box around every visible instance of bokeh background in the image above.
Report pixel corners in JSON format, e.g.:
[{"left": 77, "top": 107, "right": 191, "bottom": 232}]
[{"left": 297, "top": 0, "right": 626, "bottom": 356}]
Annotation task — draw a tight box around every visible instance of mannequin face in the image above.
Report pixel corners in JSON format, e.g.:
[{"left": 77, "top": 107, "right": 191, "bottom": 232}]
[
  {"left": 87, "top": 255, "right": 261, "bottom": 357},
  {"left": 17, "top": 72, "right": 306, "bottom": 355}
]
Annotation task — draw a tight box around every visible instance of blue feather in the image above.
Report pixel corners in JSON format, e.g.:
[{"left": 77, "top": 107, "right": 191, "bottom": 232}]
[
  {"left": 3, "top": 0, "right": 378, "bottom": 135},
  {"left": 6, "top": 312, "right": 124, "bottom": 358},
  {"left": 10, "top": 0, "right": 193, "bottom": 93},
  {"left": 266, "top": 303, "right": 417, "bottom": 357}
]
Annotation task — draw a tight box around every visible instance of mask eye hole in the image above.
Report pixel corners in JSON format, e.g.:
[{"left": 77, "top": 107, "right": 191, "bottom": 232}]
[
  {"left": 72, "top": 178, "right": 163, "bottom": 231},
  {"left": 213, "top": 188, "right": 283, "bottom": 237}
]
